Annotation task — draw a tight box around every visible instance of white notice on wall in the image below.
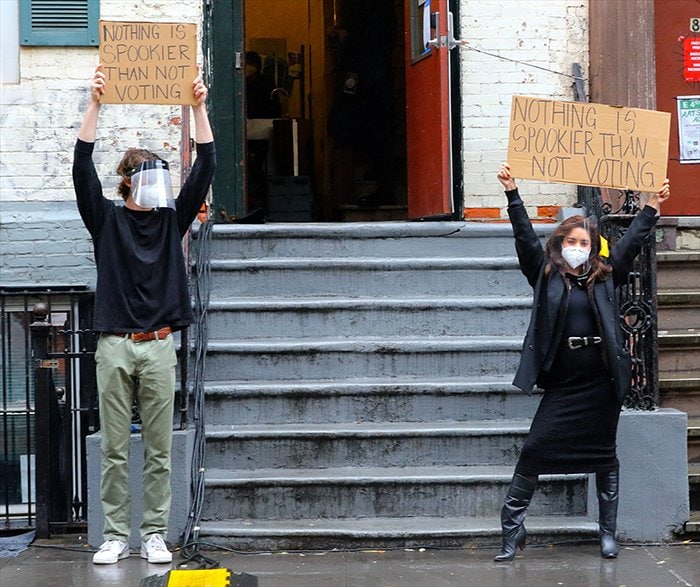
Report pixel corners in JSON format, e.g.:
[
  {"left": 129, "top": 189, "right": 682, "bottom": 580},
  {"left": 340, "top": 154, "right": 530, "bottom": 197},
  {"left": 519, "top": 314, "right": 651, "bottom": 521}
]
[{"left": 678, "top": 96, "right": 700, "bottom": 164}]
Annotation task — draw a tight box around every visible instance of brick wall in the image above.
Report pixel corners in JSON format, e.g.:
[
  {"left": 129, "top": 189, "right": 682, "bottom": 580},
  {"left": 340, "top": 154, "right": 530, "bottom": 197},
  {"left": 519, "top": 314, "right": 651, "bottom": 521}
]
[
  {"left": 0, "top": 202, "right": 96, "bottom": 286},
  {"left": 0, "top": 0, "right": 203, "bottom": 286},
  {"left": 458, "top": 0, "right": 589, "bottom": 219},
  {"left": 0, "top": 0, "right": 591, "bottom": 283}
]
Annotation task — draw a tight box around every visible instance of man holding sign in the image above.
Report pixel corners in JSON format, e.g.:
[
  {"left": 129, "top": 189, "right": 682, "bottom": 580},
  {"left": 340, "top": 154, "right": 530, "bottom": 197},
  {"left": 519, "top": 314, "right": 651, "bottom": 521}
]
[{"left": 73, "top": 63, "right": 215, "bottom": 565}]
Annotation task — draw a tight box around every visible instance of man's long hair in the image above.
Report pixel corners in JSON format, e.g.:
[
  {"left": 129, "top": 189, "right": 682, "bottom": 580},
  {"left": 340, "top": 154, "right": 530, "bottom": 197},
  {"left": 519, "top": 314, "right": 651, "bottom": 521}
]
[
  {"left": 544, "top": 215, "right": 612, "bottom": 285},
  {"left": 116, "top": 148, "right": 162, "bottom": 201}
]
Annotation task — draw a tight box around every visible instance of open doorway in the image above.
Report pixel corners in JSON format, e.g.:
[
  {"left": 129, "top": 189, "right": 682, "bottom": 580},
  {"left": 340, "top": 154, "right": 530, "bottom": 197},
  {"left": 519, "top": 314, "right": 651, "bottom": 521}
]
[{"left": 243, "top": 0, "right": 408, "bottom": 222}]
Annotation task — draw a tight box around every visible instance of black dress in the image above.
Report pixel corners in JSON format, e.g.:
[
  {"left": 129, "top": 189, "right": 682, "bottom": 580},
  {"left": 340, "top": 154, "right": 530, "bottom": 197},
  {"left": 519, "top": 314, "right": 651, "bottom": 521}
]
[{"left": 515, "top": 273, "right": 622, "bottom": 476}]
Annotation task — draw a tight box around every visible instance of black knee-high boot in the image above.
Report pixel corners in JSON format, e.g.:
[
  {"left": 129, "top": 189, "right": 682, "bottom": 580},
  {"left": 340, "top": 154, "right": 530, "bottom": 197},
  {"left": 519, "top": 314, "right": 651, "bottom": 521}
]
[
  {"left": 596, "top": 467, "right": 619, "bottom": 559},
  {"left": 494, "top": 473, "right": 538, "bottom": 562}
]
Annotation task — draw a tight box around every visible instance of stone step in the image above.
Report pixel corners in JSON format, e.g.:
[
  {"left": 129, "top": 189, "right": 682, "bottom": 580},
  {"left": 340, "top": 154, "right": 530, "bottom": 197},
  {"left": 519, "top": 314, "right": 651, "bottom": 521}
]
[
  {"left": 201, "top": 465, "right": 587, "bottom": 521},
  {"left": 660, "top": 372, "right": 700, "bottom": 419},
  {"left": 207, "top": 222, "right": 551, "bottom": 259},
  {"left": 657, "top": 251, "right": 700, "bottom": 290},
  {"left": 207, "top": 296, "right": 532, "bottom": 339},
  {"left": 204, "top": 336, "right": 523, "bottom": 381},
  {"left": 204, "top": 420, "right": 531, "bottom": 470},
  {"left": 658, "top": 331, "right": 700, "bottom": 373},
  {"left": 657, "top": 291, "right": 700, "bottom": 331},
  {"left": 204, "top": 376, "right": 539, "bottom": 425},
  {"left": 690, "top": 418, "right": 700, "bottom": 463},
  {"left": 208, "top": 257, "right": 528, "bottom": 298},
  {"left": 684, "top": 510, "right": 700, "bottom": 535},
  {"left": 197, "top": 515, "right": 599, "bottom": 551}
]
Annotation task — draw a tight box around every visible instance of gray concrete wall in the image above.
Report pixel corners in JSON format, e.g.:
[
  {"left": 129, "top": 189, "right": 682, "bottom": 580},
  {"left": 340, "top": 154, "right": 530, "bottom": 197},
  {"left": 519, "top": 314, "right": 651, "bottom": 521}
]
[
  {"left": 87, "top": 429, "right": 195, "bottom": 549},
  {"left": 588, "top": 408, "right": 689, "bottom": 542},
  {"left": 0, "top": 202, "right": 96, "bottom": 287}
]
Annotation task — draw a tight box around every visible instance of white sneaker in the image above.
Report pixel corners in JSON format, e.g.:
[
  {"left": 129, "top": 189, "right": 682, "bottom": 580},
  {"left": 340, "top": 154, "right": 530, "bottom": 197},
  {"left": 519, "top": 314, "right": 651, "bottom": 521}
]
[
  {"left": 92, "top": 540, "right": 129, "bottom": 564},
  {"left": 140, "top": 534, "right": 172, "bottom": 564}
]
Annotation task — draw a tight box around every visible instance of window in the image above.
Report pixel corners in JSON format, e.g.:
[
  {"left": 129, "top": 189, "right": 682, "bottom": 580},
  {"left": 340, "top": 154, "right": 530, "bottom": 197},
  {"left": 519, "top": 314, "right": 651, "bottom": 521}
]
[
  {"left": 20, "top": 0, "right": 99, "bottom": 47},
  {"left": 1, "top": 1, "right": 19, "bottom": 83},
  {"left": 410, "top": 0, "right": 433, "bottom": 63}
]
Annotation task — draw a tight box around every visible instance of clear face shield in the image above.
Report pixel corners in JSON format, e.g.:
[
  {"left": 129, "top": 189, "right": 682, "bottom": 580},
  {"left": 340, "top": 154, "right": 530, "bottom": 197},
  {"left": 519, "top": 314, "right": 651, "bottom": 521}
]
[{"left": 130, "top": 159, "right": 175, "bottom": 210}]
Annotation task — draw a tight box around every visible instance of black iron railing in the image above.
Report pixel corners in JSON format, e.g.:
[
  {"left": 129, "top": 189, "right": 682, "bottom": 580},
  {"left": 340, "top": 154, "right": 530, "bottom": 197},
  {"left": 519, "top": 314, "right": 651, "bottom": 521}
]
[
  {"left": 601, "top": 197, "right": 659, "bottom": 410},
  {"left": 0, "top": 286, "right": 97, "bottom": 535},
  {"left": 31, "top": 300, "right": 98, "bottom": 537},
  {"left": 575, "top": 173, "right": 658, "bottom": 411},
  {"left": 573, "top": 63, "right": 658, "bottom": 409}
]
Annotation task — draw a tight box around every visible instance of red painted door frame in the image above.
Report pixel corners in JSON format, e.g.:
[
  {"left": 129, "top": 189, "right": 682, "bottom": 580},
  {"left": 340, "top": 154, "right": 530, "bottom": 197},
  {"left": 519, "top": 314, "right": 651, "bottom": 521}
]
[{"left": 404, "top": 0, "right": 454, "bottom": 219}]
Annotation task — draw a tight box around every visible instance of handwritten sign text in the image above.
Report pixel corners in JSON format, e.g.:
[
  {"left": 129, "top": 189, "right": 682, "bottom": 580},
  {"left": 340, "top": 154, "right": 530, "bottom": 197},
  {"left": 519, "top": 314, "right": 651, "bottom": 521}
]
[
  {"left": 507, "top": 96, "right": 670, "bottom": 192},
  {"left": 99, "top": 20, "right": 197, "bottom": 105}
]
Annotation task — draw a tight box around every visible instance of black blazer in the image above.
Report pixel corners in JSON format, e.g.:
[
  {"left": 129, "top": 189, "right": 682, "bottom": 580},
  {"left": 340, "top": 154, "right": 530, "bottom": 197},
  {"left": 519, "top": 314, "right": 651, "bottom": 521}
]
[{"left": 507, "top": 193, "right": 659, "bottom": 403}]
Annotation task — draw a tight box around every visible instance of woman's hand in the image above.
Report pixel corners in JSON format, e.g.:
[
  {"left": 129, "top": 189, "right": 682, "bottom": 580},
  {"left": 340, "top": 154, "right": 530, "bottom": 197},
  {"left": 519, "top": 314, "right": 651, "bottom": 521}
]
[
  {"left": 498, "top": 163, "right": 517, "bottom": 191},
  {"left": 647, "top": 178, "right": 670, "bottom": 213}
]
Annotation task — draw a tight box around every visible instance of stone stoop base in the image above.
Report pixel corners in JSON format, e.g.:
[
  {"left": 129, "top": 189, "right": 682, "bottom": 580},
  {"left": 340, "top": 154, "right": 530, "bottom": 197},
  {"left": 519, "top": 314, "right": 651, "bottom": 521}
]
[
  {"left": 87, "top": 429, "right": 195, "bottom": 549},
  {"left": 587, "top": 408, "right": 689, "bottom": 542}
]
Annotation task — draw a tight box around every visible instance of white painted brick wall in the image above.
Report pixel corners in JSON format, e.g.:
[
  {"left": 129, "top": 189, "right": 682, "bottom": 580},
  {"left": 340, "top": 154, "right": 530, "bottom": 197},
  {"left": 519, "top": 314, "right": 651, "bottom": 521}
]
[
  {"left": 458, "top": 0, "right": 589, "bottom": 217},
  {"left": 0, "top": 0, "right": 587, "bottom": 219},
  {"left": 0, "top": 0, "right": 203, "bottom": 205},
  {"left": 0, "top": 0, "right": 204, "bottom": 285}
]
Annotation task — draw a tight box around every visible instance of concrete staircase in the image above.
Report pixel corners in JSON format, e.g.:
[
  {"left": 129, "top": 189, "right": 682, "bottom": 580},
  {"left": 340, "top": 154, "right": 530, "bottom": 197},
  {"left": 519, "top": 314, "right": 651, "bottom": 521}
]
[
  {"left": 197, "top": 222, "right": 598, "bottom": 550},
  {"left": 658, "top": 251, "right": 700, "bottom": 530}
]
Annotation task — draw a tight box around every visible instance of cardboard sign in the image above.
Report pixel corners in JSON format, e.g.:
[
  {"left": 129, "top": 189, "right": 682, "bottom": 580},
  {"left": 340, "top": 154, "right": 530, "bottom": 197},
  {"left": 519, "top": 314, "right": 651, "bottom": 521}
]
[
  {"left": 99, "top": 20, "right": 197, "bottom": 105},
  {"left": 507, "top": 96, "right": 671, "bottom": 192}
]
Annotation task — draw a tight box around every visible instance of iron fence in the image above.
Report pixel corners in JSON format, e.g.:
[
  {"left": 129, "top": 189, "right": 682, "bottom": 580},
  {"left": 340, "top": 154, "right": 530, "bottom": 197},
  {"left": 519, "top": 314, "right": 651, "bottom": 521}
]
[
  {"left": 572, "top": 63, "right": 658, "bottom": 409},
  {"left": 576, "top": 183, "right": 659, "bottom": 409},
  {"left": 0, "top": 285, "right": 97, "bottom": 536}
]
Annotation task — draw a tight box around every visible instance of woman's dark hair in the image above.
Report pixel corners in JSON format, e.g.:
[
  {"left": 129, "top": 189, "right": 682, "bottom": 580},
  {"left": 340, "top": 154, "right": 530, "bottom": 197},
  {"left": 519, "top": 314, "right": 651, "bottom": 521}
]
[
  {"left": 544, "top": 215, "right": 612, "bottom": 284},
  {"left": 116, "top": 148, "right": 162, "bottom": 201}
]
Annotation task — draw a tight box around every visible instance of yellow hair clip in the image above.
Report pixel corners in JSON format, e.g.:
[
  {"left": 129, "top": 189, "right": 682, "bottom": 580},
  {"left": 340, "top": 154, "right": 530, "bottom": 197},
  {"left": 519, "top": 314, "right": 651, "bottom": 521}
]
[{"left": 600, "top": 236, "right": 609, "bottom": 258}]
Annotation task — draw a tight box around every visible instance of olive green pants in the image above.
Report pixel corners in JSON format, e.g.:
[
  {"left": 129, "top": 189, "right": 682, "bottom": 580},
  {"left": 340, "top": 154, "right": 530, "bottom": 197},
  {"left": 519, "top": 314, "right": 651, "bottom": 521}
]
[{"left": 95, "top": 333, "right": 176, "bottom": 542}]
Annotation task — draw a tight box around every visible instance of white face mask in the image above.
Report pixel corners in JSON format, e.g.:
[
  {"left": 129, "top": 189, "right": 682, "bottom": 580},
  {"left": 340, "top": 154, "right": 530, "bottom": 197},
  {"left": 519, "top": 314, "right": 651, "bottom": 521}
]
[{"left": 561, "top": 246, "right": 590, "bottom": 270}]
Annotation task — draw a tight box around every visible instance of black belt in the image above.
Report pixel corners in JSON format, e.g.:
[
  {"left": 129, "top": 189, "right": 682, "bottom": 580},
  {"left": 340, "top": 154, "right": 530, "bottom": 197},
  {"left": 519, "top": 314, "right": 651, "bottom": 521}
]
[{"left": 568, "top": 336, "right": 602, "bottom": 350}]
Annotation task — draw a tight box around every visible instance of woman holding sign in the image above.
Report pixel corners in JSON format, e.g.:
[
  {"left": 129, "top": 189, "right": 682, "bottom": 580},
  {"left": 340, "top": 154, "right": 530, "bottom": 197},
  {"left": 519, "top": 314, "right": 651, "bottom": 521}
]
[{"left": 494, "top": 163, "right": 670, "bottom": 562}]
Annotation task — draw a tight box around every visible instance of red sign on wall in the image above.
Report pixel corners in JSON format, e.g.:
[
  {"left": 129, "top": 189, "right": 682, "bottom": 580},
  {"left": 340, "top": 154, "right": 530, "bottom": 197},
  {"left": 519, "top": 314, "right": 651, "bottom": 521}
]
[{"left": 685, "top": 37, "right": 700, "bottom": 82}]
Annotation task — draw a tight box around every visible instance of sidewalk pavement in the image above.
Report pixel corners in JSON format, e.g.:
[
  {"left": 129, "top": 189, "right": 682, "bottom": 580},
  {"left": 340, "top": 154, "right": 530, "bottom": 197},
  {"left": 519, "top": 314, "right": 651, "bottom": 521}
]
[{"left": 1, "top": 537, "right": 699, "bottom": 587}]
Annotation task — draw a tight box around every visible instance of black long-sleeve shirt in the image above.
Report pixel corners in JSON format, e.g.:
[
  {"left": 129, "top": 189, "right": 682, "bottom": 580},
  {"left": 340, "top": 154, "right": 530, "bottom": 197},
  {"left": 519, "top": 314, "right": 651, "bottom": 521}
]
[
  {"left": 505, "top": 188, "right": 658, "bottom": 401},
  {"left": 73, "top": 139, "right": 216, "bottom": 333}
]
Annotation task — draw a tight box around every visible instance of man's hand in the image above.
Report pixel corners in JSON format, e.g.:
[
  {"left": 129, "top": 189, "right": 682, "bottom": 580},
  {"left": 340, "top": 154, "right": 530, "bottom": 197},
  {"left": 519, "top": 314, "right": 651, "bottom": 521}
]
[
  {"left": 191, "top": 70, "right": 214, "bottom": 144},
  {"left": 90, "top": 65, "right": 106, "bottom": 103},
  {"left": 78, "top": 65, "right": 105, "bottom": 142},
  {"left": 192, "top": 74, "right": 208, "bottom": 108}
]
